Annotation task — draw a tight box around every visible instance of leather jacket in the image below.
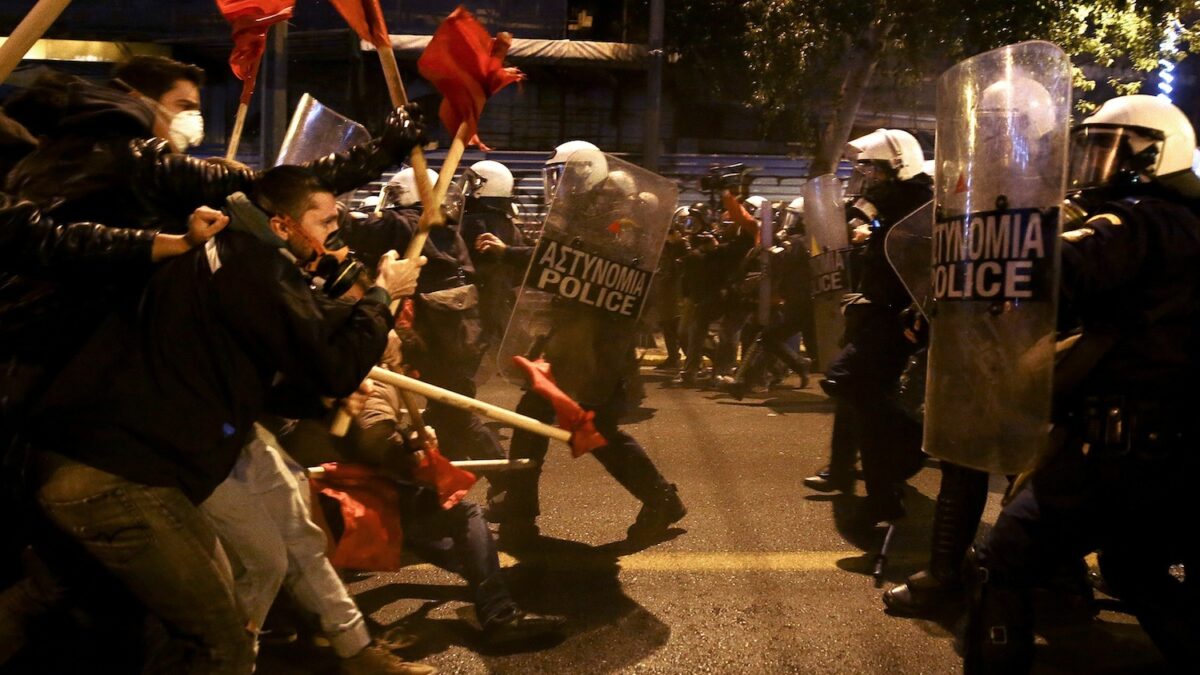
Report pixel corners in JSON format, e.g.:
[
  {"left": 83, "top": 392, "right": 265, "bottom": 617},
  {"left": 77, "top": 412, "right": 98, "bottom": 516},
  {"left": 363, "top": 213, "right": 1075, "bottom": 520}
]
[{"left": 0, "top": 195, "right": 156, "bottom": 278}]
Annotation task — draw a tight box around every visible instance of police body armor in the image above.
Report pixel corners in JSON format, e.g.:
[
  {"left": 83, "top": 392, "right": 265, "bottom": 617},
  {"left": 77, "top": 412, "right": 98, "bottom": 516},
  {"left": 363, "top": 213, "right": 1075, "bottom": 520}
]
[
  {"left": 498, "top": 153, "right": 676, "bottom": 406},
  {"left": 924, "top": 41, "right": 1071, "bottom": 474}
]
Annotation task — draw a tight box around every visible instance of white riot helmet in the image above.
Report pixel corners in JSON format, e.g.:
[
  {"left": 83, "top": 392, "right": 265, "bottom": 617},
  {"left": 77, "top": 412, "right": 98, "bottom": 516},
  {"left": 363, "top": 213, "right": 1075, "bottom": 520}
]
[
  {"left": 781, "top": 196, "right": 804, "bottom": 232},
  {"left": 742, "top": 195, "right": 769, "bottom": 218},
  {"left": 469, "top": 160, "right": 514, "bottom": 198},
  {"left": 844, "top": 128, "right": 926, "bottom": 196},
  {"left": 379, "top": 167, "right": 438, "bottom": 210},
  {"left": 1069, "top": 94, "right": 1198, "bottom": 192},
  {"left": 544, "top": 140, "right": 605, "bottom": 205}
]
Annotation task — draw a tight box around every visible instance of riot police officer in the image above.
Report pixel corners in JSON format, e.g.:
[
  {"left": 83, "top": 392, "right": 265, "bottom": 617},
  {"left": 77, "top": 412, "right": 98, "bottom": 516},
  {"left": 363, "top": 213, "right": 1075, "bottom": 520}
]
[
  {"left": 816, "top": 129, "right": 931, "bottom": 524},
  {"left": 964, "top": 94, "right": 1199, "bottom": 674},
  {"left": 480, "top": 140, "right": 686, "bottom": 546}
]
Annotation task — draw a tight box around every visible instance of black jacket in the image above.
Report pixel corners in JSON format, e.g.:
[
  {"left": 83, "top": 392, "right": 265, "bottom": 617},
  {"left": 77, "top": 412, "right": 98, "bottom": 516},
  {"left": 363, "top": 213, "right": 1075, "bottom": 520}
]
[
  {"left": 30, "top": 230, "right": 393, "bottom": 503},
  {"left": 1060, "top": 194, "right": 1200, "bottom": 400},
  {"left": 6, "top": 79, "right": 398, "bottom": 233},
  {"left": 857, "top": 175, "right": 933, "bottom": 310},
  {"left": 0, "top": 195, "right": 156, "bottom": 279}
]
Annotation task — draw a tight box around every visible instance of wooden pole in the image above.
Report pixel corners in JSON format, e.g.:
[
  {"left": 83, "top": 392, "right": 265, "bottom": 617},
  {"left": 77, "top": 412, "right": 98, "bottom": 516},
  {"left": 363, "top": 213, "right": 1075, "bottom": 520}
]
[
  {"left": 367, "top": 367, "right": 572, "bottom": 443},
  {"left": 225, "top": 101, "right": 249, "bottom": 160},
  {"left": 0, "top": 0, "right": 73, "bottom": 84}
]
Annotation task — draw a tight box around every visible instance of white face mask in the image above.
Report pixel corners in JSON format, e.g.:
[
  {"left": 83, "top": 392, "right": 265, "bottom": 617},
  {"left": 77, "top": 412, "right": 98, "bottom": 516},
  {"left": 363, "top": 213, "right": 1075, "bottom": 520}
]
[{"left": 168, "top": 110, "right": 204, "bottom": 150}]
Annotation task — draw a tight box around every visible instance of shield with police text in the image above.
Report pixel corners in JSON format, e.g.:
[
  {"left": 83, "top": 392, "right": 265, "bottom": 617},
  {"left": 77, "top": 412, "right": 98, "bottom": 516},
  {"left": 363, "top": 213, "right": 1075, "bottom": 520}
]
[
  {"left": 275, "top": 93, "right": 371, "bottom": 166},
  {"left": 884, "top": 200, "right": 934, "bottom": 317},
  {"left": 498, "top": 153, "right": 677, "bottom": 406},
  {"left": 924, "top": 41, "right": 1069, "bottom": 474},
  {"left": 803, "top": 174, "right": 850, "bottom": 373}
]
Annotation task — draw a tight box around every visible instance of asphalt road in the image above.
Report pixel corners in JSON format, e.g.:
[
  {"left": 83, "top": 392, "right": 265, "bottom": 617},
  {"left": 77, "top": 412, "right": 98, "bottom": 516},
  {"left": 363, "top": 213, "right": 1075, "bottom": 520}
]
[{"left": 259, "top": 360, "right": 1170, "bottom": 675}]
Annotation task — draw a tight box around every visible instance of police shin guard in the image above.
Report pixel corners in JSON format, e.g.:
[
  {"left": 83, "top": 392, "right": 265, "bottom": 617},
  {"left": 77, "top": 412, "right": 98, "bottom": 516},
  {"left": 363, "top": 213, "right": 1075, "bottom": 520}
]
[{"left": 963, "top": 546, "right": 1034, "bottom": 675}]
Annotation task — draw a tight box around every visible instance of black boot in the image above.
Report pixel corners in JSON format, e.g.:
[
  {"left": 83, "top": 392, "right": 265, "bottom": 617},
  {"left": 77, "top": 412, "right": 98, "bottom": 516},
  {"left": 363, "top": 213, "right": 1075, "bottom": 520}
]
[
  {"left": 884, "top": 463, "right": 989, "bottom": 616},
  {"left": 963, "top": 546, "right": 1035, "bottom": 675},
  {"left": 627, "top": 483, "right": 687, "bottom": 541}
]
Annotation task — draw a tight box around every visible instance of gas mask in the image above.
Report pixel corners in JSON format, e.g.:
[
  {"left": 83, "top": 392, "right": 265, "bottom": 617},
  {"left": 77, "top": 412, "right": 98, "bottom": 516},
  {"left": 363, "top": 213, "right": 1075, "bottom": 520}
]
[
  {"left": 223, "top": 192, "right": 363, "bottom": 298},
  {"left": 310, "top": 229, "right": 366, "bottom": 299}
]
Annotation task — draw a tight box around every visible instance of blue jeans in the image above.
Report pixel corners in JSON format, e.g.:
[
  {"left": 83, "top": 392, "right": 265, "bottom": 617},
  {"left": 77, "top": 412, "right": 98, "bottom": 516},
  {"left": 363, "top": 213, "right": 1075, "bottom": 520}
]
[
  {"left": 33, "top": 451, "right": 255, "bottom": 675},
  {"left": 400, "top": 500, "right": 517, "bottom": 626}
]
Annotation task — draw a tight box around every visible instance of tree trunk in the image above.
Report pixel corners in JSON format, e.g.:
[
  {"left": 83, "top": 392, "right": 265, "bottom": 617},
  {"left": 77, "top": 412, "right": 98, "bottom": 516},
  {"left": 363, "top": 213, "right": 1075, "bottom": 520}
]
[{"left": 808, "top": 9, "right": 894, "bottom": 177}]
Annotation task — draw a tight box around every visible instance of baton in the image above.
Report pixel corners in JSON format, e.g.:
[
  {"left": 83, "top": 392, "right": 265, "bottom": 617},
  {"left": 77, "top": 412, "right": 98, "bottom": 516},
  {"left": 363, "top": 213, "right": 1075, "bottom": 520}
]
[
  {"left": 308, "top": 458, "right": 532, "bottom": 475},
  {"left": 0, "top": 0, "right": 73, "bottom": 84}
]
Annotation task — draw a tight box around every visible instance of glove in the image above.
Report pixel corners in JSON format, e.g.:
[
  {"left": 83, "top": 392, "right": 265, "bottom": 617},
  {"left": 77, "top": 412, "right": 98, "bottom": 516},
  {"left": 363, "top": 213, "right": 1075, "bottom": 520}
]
[{"left": 380, "top": 103, "right": 427, "bottom": 163}]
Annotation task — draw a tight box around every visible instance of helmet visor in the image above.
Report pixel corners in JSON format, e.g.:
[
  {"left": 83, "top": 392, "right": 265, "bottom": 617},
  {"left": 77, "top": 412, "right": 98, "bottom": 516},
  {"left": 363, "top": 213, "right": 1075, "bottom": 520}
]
[
  {"left": 781, "top": 209, "right": 802, "bottom": 233},
  {"left": 542, "top": 163, "right": 565, "bottom": 206},
  {"left": 1068, "top": 126, "right": 1161, "bottom": 191},
  {"left": 846, "top": 161, "right": 888, "bottom": 197}
]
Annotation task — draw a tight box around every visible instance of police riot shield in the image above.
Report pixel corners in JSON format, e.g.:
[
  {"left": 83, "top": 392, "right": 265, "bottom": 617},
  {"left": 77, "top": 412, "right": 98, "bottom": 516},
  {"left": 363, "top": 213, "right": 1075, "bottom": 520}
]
[
  {"left": 884, "top": 200, "right": 934, "bottom": 316},
  {"left": 275, "top": 93, "right": 371, "bottom": 166},
  {"left": 925, "top": 41, "right": 1070, "bottom": 474},
  {"left": 498, "top": 153, "right": 677, "bottom": 406},
  {"left": 803, "top": 174, "right": 849, "bottom": 373}
]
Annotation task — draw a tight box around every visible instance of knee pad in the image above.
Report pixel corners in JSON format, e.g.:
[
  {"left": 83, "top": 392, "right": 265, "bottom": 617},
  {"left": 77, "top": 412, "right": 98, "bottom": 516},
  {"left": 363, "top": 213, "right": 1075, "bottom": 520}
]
[{"left": 963, "top": 546, "right": 1035, "bottom": 675}]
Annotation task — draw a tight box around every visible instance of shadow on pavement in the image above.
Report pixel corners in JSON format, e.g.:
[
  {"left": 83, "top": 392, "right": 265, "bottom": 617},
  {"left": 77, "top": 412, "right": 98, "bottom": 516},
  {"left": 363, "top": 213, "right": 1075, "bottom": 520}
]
[{"left": 288, "top": 534, "right": 673, "bottom": 674}]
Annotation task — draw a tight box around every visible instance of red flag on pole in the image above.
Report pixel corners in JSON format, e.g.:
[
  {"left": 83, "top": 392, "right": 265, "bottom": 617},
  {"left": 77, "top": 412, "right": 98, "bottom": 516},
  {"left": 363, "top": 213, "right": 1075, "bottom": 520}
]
[
  {"left": 512, "top": 356, "right": 607, "bottom": 458},
  {"left": 214, "top": 0, "right": 294, "bottom": 105},
  {"left": 326, "top": 0, "right": 390, "bottom": 49},
  {"left": 417, "top": 6, "right": 524, "bottom": 150}
]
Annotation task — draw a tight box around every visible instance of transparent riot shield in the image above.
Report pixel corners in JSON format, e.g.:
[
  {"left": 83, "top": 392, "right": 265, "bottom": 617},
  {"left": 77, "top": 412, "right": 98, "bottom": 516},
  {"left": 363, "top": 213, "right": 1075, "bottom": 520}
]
[
  {"left": 275, "top": 93, "right": 371, "bottom": 166},
  {"left": 884, "top": 200, "right": 934, "bottom": 317},
  {"left": 803, "top": 174, "right": 849, "bottom": 373},
  {"left": 925, "top": 41, "right": 1070, "bottom": 474},
  {"left": 498, "top": 153, "right": 677, "bottom": 406}
]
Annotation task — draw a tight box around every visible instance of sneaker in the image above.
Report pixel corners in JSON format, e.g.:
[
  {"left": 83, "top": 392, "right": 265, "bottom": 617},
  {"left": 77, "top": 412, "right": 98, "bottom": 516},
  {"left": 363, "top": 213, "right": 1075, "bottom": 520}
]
[
  {"left": 340, "top": 643, "right": 436, "bottom": 675},
  {"left": 669, "top": 372, "right": 696, "bottom": 387},
  {"left": 627, "top": 484, "right": 687, "bottom": 540},
  {"left": 803, "top": 467, "right": 852, "bottom": 493},
  {"left": 482, "top": 610, "right": 566, "bottom": 647}
]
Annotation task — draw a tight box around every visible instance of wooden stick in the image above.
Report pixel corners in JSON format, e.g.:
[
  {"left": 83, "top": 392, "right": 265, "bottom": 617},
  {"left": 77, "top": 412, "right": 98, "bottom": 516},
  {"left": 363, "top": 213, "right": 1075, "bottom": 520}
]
[
  {"left": 309, "top": 458, "right": 533, "bottom": 476},
  {"left": 376, "top": 41, "right": 436, "bottom": 218},
  {"left": 225, "top": 101, "right": 250, "bottom": 160},
  {"left": 368, "top": 367, "right": 572, "bottom": 443},
  {"left": 0, "top": 0, "right": 73, "bottom": 84}
]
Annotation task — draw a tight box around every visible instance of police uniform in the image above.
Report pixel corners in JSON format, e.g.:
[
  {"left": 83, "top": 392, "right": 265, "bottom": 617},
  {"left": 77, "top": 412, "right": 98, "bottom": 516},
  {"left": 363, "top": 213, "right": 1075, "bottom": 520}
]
[
  {"left": 824, "top": 175, "right": 931, "bottom": 519},
  {"left": 966, "top": 192, "right": 1200, "bottom": 673}
]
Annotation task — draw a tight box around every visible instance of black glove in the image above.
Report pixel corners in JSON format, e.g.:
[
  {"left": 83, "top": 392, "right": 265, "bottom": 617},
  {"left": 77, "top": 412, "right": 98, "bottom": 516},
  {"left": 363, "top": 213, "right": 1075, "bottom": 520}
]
[{"left": 380, "top": 103, "right": 427, "bottom": 163}]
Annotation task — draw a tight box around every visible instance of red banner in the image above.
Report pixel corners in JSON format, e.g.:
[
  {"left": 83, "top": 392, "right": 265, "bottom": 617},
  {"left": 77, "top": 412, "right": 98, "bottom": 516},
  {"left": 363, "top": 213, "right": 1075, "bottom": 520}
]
[
  {"left": 512, "top": 356, "right": 607, "bottom": 458},
  {"left": 417, "top": 6, "right": 524, "bottom": 150},
  {"left": 326, "top": 0, "right": 390, "bottom": 48},
  {"left": 214, "top": 0, "right": 295, "bottom": 105}
]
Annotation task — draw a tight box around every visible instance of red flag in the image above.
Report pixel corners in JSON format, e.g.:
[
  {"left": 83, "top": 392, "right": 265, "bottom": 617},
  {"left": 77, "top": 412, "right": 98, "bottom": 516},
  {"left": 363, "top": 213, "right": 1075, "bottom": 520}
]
[
  {"left": 326, "top": 0, "right": 390, "bottom": 48},
  {"left": 410, "top": 443, "right": 477, "bottom": 509},
  {"left": 214, "top": 1, "right": 294, "bottom": 105},
  {"left": 417, "top": 6, "right": 524, "bottom": 150},
  {"left": 310, "top": 463, "right": 405, "bottom": 571},
  {"left": 512, "top": 356, "right": 607, "bottom": 458}
]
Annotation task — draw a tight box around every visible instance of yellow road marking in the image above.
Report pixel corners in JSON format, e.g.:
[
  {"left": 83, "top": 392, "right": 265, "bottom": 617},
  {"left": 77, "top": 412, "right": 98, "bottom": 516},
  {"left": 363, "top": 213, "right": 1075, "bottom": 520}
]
[{"left": 384, "top": 550, "right": 922, "bottom": 573}]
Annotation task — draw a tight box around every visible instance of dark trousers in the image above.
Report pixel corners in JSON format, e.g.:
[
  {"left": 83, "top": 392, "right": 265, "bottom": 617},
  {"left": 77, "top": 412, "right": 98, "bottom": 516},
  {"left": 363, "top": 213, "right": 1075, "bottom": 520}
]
[
  {"left": 400, "top": 500, "right": 517, "bottom": 625},
  {"left": 418, "top": 361, "right": 510, "bottom": 506},
  {"left": 736, "top": 303, "right": 811, "bottom": 387},
  {"left": 682, "top": 300, "right": 723, "bottom": 377},
  {"left": 976, "top": 437, "right": 1196, "bottom": 670},
  {"left": 501, "top": 391, "right": 671, "bottom": 520},
  {"left": 32, "top": 451, "right": 255, "bottom": 674},
  {"left": 826, "top": 307, "right": 923, "bottom": 506}
]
